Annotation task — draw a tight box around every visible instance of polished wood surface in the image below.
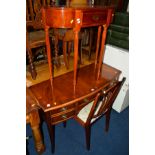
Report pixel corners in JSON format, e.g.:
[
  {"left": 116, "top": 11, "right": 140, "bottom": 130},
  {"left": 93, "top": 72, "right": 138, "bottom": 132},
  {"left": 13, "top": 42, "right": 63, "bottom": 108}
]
[
  {"left": 26, "top": 53, "right": 95, "bottom": 87},
  {"left": 41, "top": 5, "right": 115, "bottom": 91},
  {"left": 43, "top": 5, "right": 114, "bottom": 28},
  {"left": 29, "top": 63, "right": 121, "bottom": 112},
  {"left": 29, "top": 63, "right": 121, "bottom": 153},
  {"left": 26, "top": 88, "right": 45, "bottom": 154}
]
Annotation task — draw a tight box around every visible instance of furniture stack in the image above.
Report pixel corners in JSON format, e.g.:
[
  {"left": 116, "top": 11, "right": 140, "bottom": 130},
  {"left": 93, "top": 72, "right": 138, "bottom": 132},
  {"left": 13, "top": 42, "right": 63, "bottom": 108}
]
[
  {"left": 106, "top": 12, "right": 129, "bottom": 50},
  {"left": 103, "top": 11, "right": 129, "bottom": 113},
  {"left": 26, "top": 2, "right": 126, "bottom": 154}
]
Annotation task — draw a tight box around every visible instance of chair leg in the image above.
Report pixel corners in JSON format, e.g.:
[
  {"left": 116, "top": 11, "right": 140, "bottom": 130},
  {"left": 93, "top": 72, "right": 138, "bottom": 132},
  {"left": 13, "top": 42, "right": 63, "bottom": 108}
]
[
  {"left": 63, "top": 41, "right": 69, "bottom": 69},
  {"left": 27, "top": 49, "right": 37, "bottom": 80},
  {"left": 105, "top": 110, "right": 111, "bottom": 132},
  {"left": 85, "top": 126, "right": 91, "bottom": 150},
  {"left": 63, "top": 121, "right": 67, "bottom": 128},
  {"left": 42, "top": 47, "right": 47, "bottom": 63}
]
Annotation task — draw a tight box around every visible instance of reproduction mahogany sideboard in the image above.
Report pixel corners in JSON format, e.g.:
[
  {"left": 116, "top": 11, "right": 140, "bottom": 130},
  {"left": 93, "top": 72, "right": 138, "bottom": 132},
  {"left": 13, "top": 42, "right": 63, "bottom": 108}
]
[{"left": 41, "top": 5, "right": 115, "bottom": 91}]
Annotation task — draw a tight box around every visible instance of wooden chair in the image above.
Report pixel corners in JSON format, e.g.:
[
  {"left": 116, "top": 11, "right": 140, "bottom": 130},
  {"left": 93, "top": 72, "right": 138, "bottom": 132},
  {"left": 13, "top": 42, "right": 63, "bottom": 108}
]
[
  {"left": 26, "top": 0, "right": 47, "bottom": 79},
  {"left": 54, "top": 0, "right": 92, "bottom": 68},
  {"left": 69, "top": 0, "right": 95, "bottom": 61},
  {"left": 26, "top": 0, "right": 69, "bottom": 79},
  {"left": 74, "top": 77, "right": 126, "bottom": 150},
  {"left": 54, "top": 29, "right": 83, "bottom": 68},
  {"left": 26, "top": 30, "right": 46, "bottom": 80}
]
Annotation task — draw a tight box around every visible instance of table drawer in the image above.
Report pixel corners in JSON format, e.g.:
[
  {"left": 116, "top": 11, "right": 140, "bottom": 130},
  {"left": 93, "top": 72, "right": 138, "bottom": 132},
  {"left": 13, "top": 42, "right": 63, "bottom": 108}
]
[
  {"left": 51, "top": 104, "right": 76, "bottom": 115},
  {"left": 82, "top": 10, "right": 108, "bottom": 27},
  {"left": 45, "top": 8, "right": 75, "bottom": 28},
  {"left": 51, "top": 110, "right": 75, "bottom": 125}
]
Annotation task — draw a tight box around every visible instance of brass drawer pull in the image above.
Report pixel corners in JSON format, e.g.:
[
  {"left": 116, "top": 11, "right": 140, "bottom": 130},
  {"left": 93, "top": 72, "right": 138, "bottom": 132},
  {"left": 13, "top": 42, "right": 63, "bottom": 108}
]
[
  {"left": 92, "top": 15, "right": 99, "bottom": 21},
  {"left": 62, "top": 114, "right": 67, "bottom": 119},
  {"left": 61, "top": 107, "right": 67, "bottom": 111}
]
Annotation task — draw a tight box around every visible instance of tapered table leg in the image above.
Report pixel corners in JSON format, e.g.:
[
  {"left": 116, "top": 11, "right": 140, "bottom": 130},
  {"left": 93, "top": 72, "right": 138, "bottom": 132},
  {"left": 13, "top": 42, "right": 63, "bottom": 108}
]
[
  {"left": 45, "top": 26, "right": 53, "bottom": 89},
  {"left": 97, "top": 25, "right": 107, "bottom": 80},
  {"left": 94, "top": 26, "right": 102, "bottom": 69},
  {"left": 45, "top": 112, "right": 55, "bottom": 153},
  {"left": 73, "top": 10, "right": 82, "bottom": 92}
]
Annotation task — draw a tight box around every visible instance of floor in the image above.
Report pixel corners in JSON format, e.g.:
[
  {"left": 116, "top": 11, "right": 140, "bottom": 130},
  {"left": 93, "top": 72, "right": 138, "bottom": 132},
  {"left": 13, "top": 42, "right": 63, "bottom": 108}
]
[
  {"left": 26, "top": 51, "right": 95, "bottom": 87},
  {"left": 26, "top": 107, "right": 129, "bottom": 155}
]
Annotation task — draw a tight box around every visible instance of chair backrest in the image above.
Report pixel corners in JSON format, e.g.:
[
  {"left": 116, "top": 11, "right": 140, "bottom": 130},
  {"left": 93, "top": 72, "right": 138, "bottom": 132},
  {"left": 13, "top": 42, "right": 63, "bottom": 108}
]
[
  {"left": 26, "top": 0, "right": 54, "bottom": 29},
  {"left": 85, "top": 77, "right": 126, "bottom": 124}
]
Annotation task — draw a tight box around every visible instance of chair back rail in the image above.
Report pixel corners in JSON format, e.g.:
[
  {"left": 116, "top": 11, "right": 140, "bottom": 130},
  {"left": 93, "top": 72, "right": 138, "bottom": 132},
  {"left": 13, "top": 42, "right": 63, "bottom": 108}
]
[
  {"left": 26, "top": 0, "right": 53, "bottom": 29},
  {"left": 83, "top": 77, "right": 126, "bottom": 124}
]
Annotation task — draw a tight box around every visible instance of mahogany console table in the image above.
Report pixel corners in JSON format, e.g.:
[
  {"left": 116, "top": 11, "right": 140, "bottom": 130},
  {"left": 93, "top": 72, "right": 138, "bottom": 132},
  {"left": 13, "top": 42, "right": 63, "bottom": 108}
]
[
  {"left": 26, "top": 88, "right": 45, "bottom": 154},
  {"left": 29, "top": 63, "right": 121, "bottom": 153},
  {"left": 41, "top": 5, "right": 115, "bottom": 91}
]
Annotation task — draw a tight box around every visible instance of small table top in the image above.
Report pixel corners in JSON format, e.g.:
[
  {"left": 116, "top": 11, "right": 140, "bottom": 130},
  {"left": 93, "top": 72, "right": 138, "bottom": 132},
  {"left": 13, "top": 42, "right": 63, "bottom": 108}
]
[
  {"left": 29, "top": 63, "right": 121, "bottom": 112},
  {"left": 43, "top": 5, "right": 115, "bottom": 28}
]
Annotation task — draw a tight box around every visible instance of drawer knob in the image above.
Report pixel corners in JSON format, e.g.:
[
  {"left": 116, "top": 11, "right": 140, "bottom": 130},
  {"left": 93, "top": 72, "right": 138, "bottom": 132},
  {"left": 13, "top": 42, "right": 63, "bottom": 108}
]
[
  {"left": 62, "top": 114, "right": 67, "bottom": 119},
  {"left": 61, "top": 107, "right": 67, "bottom": 111}
]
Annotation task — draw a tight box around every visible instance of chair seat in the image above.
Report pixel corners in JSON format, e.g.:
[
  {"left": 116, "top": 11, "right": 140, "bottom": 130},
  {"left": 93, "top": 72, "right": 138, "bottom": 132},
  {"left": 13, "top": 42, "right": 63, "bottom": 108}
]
[
  {"left": 28, "top": 30, "right": 46, "bottom": 48},
  {"left": 77, "top": 100, "right": 103, "bottom": 123}
]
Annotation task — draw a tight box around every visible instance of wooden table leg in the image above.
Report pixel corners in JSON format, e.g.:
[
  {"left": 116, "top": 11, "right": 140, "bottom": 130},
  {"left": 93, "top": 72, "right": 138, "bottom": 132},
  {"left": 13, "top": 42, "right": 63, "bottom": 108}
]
[
  {"left": 73, "top": 10, "right": 82, "bottom": 92},
  {"left": 96, "top": 9, "right": 113, "bottom": 78},
  {"left": 94, "top": 26, "right": 102, "bottom": 69},
  {"left": 45, "top": 112, "right": 55, "bottom": 153},
  {"left": 28, "top": 110, "right": 45, "bottom": 154},
  {"left": 97, "top": 25, "right": 107, "bottom": 80},
  {"left": 45, "top": 26, "right": 54, "bottom": 89},
  {"left": 73, "top": 30, "right": 79, "bottom": 92}
]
